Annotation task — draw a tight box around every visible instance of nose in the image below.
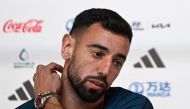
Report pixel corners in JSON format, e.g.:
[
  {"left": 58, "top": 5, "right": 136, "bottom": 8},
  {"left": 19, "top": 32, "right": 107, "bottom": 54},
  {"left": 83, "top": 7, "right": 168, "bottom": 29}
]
[{"left": 98, "top": 58, "right": 112, "bottom": 75}]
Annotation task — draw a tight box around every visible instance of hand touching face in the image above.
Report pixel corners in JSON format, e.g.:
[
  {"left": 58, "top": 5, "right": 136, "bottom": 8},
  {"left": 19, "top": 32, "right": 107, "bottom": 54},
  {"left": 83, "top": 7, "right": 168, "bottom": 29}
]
[{"left": 33, "top": 62, "right": 63, "bottom": 95}]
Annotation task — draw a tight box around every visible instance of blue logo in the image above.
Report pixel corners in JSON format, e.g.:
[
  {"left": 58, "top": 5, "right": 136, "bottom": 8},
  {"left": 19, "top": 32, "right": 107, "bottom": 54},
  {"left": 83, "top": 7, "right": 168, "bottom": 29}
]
[
  {"left": 14, "top": 48, "right": 35, "bottom": 68},
  {"left": 66, "top": 18, "right": 74, "bottom": 32},
  {"left": 129, "top": 82, "right": 144, "bottom": 94},
  {"left": 19, "top": 48, "right": 29, "bottom": 61},
  {"left": 129, "top": 81, "right": 171, "bottom": 97},
  {"left": 152, "top": 23, "right": 171, "bottom": 29},
  {"left": 130, "top": 21, "right": 144, "bottom": 31}
]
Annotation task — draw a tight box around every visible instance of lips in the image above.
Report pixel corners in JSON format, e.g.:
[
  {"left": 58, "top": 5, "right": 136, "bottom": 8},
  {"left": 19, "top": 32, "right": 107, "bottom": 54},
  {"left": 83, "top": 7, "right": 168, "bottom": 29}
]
[{"left": 88, "top": 79, "right": 106, "bottom": 89}]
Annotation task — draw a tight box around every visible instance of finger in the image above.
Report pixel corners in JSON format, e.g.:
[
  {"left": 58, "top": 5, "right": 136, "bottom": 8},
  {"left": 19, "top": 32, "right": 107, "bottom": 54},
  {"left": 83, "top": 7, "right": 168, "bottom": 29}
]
[
  {"left": 33, "top": 73, "right": 36, "bottom": 81},
  {"left": 36, "top": 64, "right": 45, "bottom": 73},
  {"left": 33, "top": 73, "right": 37, "bottom": 81},
  {"left": 46, "top": 62, "right": 63, "bottom": 73}
]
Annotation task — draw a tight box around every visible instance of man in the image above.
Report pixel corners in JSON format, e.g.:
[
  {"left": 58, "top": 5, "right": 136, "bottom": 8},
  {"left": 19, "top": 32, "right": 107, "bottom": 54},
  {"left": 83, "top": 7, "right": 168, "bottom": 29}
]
[{"left": 17, "top": 8, "right": 153, "bottom": 109}]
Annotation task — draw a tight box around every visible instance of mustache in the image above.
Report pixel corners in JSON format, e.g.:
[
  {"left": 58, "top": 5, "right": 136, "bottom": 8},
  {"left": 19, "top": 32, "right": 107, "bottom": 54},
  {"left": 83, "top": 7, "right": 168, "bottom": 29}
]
[{"left": 84, "top": 75, "right": 108, "bottom": 88}]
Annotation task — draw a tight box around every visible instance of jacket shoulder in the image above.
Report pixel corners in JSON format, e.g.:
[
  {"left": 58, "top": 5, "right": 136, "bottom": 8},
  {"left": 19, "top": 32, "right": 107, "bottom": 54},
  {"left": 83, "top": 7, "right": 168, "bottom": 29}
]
[
  {"left": 105, "top": 87, "right": 154, "bottom": 109},
  {"left": 16, "top": 99, "right": 35, "bottom": 109}
]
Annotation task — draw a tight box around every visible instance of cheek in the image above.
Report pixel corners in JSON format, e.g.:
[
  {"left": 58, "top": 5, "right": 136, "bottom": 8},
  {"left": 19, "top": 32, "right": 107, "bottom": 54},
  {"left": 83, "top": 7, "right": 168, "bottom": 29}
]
[
  {"left": 74, "top": 56, "right": 98, "bottom": 78},
  {"left": 74, "top": 46, "right": 100, "bottom": 76},
  {"left": 107, "top": 72, "right": 119, "bottom": 86}
]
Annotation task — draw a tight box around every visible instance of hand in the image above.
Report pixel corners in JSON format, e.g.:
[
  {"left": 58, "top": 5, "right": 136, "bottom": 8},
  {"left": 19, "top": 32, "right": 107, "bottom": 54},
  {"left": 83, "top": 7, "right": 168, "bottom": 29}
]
[{"left": 33, "top": 62, "right": 63, "bottom": 96}]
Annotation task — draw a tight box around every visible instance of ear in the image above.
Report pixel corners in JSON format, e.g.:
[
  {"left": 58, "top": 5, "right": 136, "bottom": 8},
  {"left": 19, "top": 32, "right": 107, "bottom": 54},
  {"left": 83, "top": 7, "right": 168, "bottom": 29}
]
[{"left": 61, "top": 34, "right": 75, "bottom": 61}]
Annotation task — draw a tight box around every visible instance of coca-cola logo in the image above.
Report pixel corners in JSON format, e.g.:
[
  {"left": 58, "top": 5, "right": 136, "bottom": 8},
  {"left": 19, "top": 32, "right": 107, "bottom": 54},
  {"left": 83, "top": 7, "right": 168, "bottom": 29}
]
[{"left": 3, "top": 19, "right": 43, "bottom": 33}]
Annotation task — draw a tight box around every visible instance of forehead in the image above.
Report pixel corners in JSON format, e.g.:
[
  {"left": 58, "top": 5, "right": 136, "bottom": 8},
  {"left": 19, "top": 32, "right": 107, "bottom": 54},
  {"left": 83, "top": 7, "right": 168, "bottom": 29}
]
[{"left": 77, "top": 23, "right": 130, "bottom": 55}]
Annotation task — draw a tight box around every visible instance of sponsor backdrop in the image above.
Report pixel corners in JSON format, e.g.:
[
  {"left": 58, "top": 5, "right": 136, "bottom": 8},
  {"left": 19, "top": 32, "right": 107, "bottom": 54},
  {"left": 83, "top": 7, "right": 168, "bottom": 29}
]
[{"left": 0, "top": 0, "right": 189, "bottom": 108}]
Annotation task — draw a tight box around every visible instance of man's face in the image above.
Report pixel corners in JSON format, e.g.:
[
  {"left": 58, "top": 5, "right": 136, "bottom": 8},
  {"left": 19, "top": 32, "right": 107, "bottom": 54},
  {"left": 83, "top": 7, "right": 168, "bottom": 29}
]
[{"left": 67, "top": 23, "right": 130, "bottom": 102}]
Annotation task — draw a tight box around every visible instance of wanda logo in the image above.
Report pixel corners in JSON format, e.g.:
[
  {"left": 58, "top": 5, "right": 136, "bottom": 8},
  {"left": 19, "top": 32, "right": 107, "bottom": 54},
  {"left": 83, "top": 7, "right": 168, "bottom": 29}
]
[{"left": 3, "top": 19, "right": 43, "bottom": 33}]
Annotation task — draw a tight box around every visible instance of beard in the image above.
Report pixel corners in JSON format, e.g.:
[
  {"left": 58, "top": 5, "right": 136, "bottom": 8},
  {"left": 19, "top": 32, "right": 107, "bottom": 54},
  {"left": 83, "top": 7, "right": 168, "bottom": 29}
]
[{"left": 67, "top": 55, "right": 108, "bottom": 102}]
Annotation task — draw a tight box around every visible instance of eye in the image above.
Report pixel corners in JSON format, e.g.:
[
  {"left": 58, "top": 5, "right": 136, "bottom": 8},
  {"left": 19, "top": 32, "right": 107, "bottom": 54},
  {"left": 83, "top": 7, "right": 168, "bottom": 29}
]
[
  {"left": 92, "top": 51, "right": 104, "bottom": 59},
  {"left": 113, "top": 59, "right": 123, "bottom": 68}
]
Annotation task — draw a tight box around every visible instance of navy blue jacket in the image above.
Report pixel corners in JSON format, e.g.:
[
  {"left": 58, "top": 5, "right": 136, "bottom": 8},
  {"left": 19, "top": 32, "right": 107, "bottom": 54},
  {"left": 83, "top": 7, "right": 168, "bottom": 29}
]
[{"left": 16, "top": 87, "right": 153, "bottom": 109}]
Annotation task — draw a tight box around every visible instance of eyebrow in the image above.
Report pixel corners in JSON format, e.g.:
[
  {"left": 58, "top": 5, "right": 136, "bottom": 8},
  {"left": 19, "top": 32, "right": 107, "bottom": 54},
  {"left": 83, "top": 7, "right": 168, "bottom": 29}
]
[
  {"left": 87, "top": 44, "right": 109, "bottom": 52},
  {"left": 117, "top": 54, "right": 126, "bottom": 62},
  {"left": 87, "top": 44, "right": 126, "bottom": 61}
]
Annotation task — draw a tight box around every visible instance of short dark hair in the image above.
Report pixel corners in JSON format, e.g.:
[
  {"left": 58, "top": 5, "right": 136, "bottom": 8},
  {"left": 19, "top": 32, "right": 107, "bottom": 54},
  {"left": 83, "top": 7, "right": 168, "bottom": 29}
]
[{"left": 70, "top": 8, "right": 133, "bottom": 43}]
